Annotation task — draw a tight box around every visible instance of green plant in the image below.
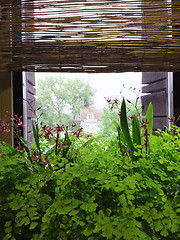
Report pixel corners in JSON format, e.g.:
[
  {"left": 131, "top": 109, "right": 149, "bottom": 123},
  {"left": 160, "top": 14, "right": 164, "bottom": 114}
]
[
  {"left": 1, "top": 99, "right": 180, "bottom": 240},
  {"left": 1, "top": 127, "right": 180, "bottom": 239},
  {"left": 113, "top": 98, "right": 153, "bottom": 160}
]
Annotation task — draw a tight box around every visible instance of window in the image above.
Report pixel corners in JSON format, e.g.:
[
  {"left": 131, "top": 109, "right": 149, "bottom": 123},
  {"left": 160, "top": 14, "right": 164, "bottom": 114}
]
[{"left": 87, "top": 113, "right": 94, "bottom": 120}]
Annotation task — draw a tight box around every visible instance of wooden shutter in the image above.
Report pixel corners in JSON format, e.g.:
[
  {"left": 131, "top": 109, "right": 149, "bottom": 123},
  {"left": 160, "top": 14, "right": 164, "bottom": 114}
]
[
  {"left": 141, "top": 72, "right": 169, "bottom": 132},
  {"left": 173, "top": 73, "right": 180, "bottom": 126},
  {"left": 24, "top": 72, "right": 36, "bottom": 145}
]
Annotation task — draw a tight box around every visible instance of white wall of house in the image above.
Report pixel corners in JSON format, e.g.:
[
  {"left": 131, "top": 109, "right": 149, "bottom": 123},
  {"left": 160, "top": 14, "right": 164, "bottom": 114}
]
[
  {"left": 80, "top": 109, "right": 103, "bottom": 134},
  {"left": 81, "top": 119, "right": 101, "bottom": 134}
]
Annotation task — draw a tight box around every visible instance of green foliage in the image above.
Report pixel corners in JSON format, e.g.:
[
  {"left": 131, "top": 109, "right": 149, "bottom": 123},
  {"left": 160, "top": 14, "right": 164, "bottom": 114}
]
[
  {"left": 120, "top": 98, "right": 135, "bottom": 155},
  {"left": 32, "top": 120, "right": 41, "bottom": 156},
  {"left": 36, "top": 77, "right": 94, "bottom": 126},
  {"left": 144, "top": 102, "right": 153, "bottom": 136},
  {"left": 99, "top": 106, "right": 119, "bottom": 139},
  {"left": 1, "top": 125, "right": 180, "bottom": 239},
  {"left": 1, "top": 97, "right": 180, "bottom": 240},
  {"left": 99, "top": 97, "right": 142, "bottom": 139},
  {"left": 132, "top": 115, "right": 141, "bottom": 146}
]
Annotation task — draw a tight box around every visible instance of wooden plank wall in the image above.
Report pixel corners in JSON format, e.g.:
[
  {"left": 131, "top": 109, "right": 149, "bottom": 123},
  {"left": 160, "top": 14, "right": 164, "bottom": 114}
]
[
  {"left": 141, "top": 72, "right": 169, "bottom": 132},
  {"left": 0, "top": 72, "right": 13, "bottom": 145},
  {"left": 12, "top": 72, "right": 24, "bottom": 147},
  {"left": 173, "top": 73, "right": 180, "bottom": 127},
  {"left": 25, "top": 72, "right": 36, "bottom": 145}
]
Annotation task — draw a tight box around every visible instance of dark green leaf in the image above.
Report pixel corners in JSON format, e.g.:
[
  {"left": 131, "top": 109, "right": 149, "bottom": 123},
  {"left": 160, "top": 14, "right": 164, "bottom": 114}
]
[
  {"left": 145, "top": 102, "right": 153, "bottom": 136},
  {"left": 132, "top": 116, "right": 141, "bottom": 146},
  {"left": 120, "top": 98, "right": 134, "bottom": 154}
]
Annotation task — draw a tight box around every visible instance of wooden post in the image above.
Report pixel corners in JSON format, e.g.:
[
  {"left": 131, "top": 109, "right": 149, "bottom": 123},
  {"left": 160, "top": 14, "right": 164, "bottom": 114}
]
[
  {"left": 173, "top": 73, "right": 180, "bottom": 127},
  {"left": 0, "top": 73, "right": 13, "bottom": 145}
]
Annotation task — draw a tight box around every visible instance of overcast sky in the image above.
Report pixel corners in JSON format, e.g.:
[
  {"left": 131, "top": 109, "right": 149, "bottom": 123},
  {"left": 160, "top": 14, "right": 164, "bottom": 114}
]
[{"left": 35, "top": 72, "right": 142, "bottom": 108}]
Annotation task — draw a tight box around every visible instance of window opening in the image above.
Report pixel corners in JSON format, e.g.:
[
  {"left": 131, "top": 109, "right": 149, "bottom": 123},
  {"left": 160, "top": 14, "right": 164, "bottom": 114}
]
[{"left": 35, "top": 72, "right": 142, "bottom": 138}]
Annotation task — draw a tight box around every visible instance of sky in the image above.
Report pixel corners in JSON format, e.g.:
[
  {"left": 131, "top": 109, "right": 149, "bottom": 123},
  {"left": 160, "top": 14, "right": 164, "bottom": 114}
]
[{"left": 35, "top": 72, "right": 142, "bottom": 109}]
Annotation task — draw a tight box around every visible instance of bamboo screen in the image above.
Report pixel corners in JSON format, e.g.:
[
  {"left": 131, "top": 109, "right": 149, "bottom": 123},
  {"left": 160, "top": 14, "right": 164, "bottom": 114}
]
[{"left": 0, "top": 0, "right": 179, "bottom": 72}]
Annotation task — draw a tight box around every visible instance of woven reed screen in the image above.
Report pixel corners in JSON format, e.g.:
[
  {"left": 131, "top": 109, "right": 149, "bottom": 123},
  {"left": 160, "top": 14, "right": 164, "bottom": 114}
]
[{"left": 0, "top": 0, "right": 179, "bottom": 72}]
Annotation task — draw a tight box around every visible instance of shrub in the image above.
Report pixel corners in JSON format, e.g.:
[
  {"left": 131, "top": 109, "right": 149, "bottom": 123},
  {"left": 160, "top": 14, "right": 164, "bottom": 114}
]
[{"left": 0, "top": 100, "right": 180, "bottom": 239}]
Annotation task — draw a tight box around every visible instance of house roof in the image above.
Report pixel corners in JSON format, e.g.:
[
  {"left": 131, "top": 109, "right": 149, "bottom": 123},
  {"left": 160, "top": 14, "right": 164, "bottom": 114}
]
[
  {"left": 80, "top": 107, "right": 104, "bottom": 121},
  {"left": 0, "top": 0, "right": 180, "bottom": 72}
]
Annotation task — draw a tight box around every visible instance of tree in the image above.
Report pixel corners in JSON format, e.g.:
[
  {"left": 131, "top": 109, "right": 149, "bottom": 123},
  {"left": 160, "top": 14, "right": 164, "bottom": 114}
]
[
  {"left": 36, "top": 76, "right": 94, "bottom": 127},
  {"left": 66, "top": 79, "right": 94, "bottom": 119},
  {"left": 98, "top": 102, "right": 120, "bottom": 139}
]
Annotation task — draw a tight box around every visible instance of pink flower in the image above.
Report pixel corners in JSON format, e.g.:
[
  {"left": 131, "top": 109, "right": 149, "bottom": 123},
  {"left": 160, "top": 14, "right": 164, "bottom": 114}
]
[
  {"left": 72, "top": 128, "right": 83, "bottom": 138},
  {"left": 41, "top": 126, "right": 54, "bottom": 141},
  {"left": 141, "top": 119, "right": 150, "bottom": 131},
  {"left": 5, "top": 112, "right": 25, "bottom": 139},
  {"left": 130, "top": 114, "right": 139, "bottom": 123},
  {"left": 0, "top": 120, "right": 10, "bottom": 132},
  {"left": 76, "top": 128, "right": 83, "bottom": 138},
  {"left": 105, "top": 97, "right": 119, "bottom": 111},
  {"left": 110, "top": 105, "right": 114, "bottom": 111},
  {"left": 44, "top": 156, "right": 50, "bottom": 165},
  {"left": 14, "top": 115, "right": 23, "bottom": 126},
  {"left": 57, "top": 142, "right": 63, "bottom": 149},
  {"left": 113, "top": 98, "right": 119, "bottom": 104},
  {"left": 32, "top": 157, "right": 37, "bottom": 162},
  {"left": 54, "top": 124, "right": 64, "bottom": 134},
  {"left": 72, "top": 123, "right": 76, "bottom": 127},
  {"left": 105, "top": 97, "right": 111, "bottom": 104},
  {"left": 168, "top": 117, "right": 175, "bottom": 125},
  {"left": 6, "top": 112, "right": 25, "bottom": 129}
]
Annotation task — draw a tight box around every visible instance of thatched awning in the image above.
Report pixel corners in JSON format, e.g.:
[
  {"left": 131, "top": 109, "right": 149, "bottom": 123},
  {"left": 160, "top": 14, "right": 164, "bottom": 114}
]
[{"left": 0, "top": 0, "right": 179, "bottom": 72}]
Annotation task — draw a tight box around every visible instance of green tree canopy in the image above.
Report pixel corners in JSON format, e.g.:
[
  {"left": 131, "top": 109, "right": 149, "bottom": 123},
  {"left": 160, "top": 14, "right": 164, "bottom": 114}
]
[{"left": 36, "top": 76, "right": 94, "bottom": 127}]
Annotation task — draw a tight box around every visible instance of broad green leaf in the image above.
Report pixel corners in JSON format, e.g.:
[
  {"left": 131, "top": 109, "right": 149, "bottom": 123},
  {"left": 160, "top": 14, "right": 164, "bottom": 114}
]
[
  {"left": 118, "top": 194, "right": 126, "bottom": 204},
  {"left": 5, "top": 226, "right": 12, "bottom": 233},
  {"left": 124, "top": 176, "right": 136, "bottom": 190},
  {"left": 80, "top": 203, "right": 89, "bottom": 211},
  {"left": 145, "top": 102, "right": 153, "bottom": 136},
  {"left": 88, "top": 203, "right": 98, "bottom": 212},
  {"left": 164, "top": 125, "right": 172, "bottom": 135},
  {"left": 120, "top": 98, "right": 134, "bottom": 154},
  {"left": 19, "top": 136, "right": 30, "bottom": 155},
  {"left": 132, "top": 116, "right": 141, "bottom": 145},
  {"left": 83, "top": 227, "right": 93, "bottom": 237},
  {"left": 114, "top": 120, "right": 126, "bottom": 148},
  {"left": 113, "top": 120, "right": 119, "bottom": 130},
  {"left": 4, "top": 233, "right": 12, "bottom": 239},
  {"left": 20, "top": 216, "right": 30, "bottom": 226},
  {"left": 32, "top": 120, "right": 41, "bottom": 154},
  {"left": 69, "top": 210, "right": 79, "bottom": 216},
  {"left": 4, "top": 221, "right": 12, "bottom": 228},
  {"left": 155, "top": 221, "right": 163, "bottom": 232},
  {"left": 160, "top": 229, "right": 168, "bottom": 237},
  {"left": 11, "top": 202, "right": 22, "bottom": 211},
  {"left": 176, "top": 208, "right": 180, "bottom": 213},
  {"left": 16, "top": 210, "right": 27, "bottom": 218},
  {"left": 29, "top": 221, "right": 38, "bottom": 230}
]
